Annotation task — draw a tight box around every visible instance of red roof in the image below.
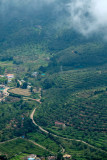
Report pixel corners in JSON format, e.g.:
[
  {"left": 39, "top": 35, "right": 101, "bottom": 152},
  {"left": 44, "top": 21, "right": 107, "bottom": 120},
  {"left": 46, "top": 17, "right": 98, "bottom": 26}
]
[
  {"left": 48, "top": 156, "right": 56, "bottom": 160},
  {"left": 55, "top": 121, "right": 65, "bottom": 125},
  {"left": 7, "top": 74, "right": 14, "bottom": 76}
]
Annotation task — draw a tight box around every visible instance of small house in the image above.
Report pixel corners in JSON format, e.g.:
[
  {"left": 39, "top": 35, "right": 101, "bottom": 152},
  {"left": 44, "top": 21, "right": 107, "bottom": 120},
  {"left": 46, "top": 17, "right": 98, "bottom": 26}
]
[
  {"left": 6, "top": 74, "right": 14, "bottom": 82},
  {"left": 63, "top": 154, "right": 72, "bottom": 159},
  {"left": 6, "top": 74, "right": 14, "bottom": 79},
  {"left": 32, "top": 72, "right": 38, "bottom": 77},
  {"left": 25, "top": 154, "right": 37, "bottom": 160},
  {"left": 47, "top": 156, "right": 56, "bottom": 160},
  {"left": 55, "top": 121, "right": 66, "bottom": 129},
  {"left": 0, "top": 75, "right": 4, "bottom": 78},
  {"left": 27, "top": 85, "right": 32, "bottom": 89},
  {"left": 35, "top": 158, "right": 41, "bottom": 160}
]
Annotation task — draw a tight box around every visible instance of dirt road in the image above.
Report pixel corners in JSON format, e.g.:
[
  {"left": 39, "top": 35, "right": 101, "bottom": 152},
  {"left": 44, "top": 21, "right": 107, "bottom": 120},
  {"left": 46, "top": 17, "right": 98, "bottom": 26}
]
[{"left": 30, "top": 108, "right": 107, "bottom": 154}]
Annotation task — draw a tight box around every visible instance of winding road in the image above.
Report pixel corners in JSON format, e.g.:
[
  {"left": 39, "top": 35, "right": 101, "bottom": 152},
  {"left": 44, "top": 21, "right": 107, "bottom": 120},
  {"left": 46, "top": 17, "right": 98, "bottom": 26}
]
[
  {"left": 30, "top": 108, "right": 107, "bottom": 154},
  {"left": 0, "top": 92, "right": 107, "bottom": 156}
]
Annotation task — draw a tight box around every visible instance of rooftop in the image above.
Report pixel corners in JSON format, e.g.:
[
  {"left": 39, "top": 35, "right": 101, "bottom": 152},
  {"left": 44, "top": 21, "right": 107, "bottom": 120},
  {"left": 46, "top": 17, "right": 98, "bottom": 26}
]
[
  {"left": 7, "top": 74, "right": 14, "bottom": 76},
  {"left": 63, "top": 154, "right": 71, "bottom": 158},
  {"left": 55, "top": 121, "right": 65, "bottom": 125}
]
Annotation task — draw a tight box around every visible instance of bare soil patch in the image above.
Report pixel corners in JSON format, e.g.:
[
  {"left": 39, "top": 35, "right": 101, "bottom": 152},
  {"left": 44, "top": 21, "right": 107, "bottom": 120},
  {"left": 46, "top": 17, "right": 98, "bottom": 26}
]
[{"left": 9, "top": 88, "right": 31, "bottom": 96}]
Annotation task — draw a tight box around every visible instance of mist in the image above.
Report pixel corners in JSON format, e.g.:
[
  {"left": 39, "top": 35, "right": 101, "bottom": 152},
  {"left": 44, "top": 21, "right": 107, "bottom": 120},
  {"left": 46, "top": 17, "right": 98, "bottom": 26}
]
[
  {"left": 0, "top": 0, "right": 107, "bottom": 37},
  {"left": 67, "top": 0, "right": 107, "bottom": 36}
]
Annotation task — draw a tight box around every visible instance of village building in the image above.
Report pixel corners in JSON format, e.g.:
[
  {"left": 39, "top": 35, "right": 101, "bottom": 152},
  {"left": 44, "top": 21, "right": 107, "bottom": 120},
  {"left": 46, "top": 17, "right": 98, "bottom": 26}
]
[
  {"left": 21, "top": 80, "right": 25, "bottom": 83},
  {"left": 63, "top": 154, "right": 72, "bottom": 159},
  {"left": 6, "top": 74, "right": 14, "bottom": 82},
  {"left": 27, "top": 85, "right": 32, "bottom": 89},
  {"left": 41, "top": 157, "right": 45, "bottom": 160},
  {"left": 55, "top": 121, "right": 66, "bottom": 129},
  {"left": 0, "top": 85, "right": 5, "bottom": 88},
  {"left": 47, "top": 156, "right": 56, "bottom": 160},
  {"left": 35, "top": 157, "right": 41, "bottom": 160},
  {"left": 24, "top": 154, "right": 40, "bottom": 160},
  {"left": 32, "top": 72, "right": 38, "bottom": 77},
  {"left": 0, "top": 75, "right": 5, "bottom": 78}
]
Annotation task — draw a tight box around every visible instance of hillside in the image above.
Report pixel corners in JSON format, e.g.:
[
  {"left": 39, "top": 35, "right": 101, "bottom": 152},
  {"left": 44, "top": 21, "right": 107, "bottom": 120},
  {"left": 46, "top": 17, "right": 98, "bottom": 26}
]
[{"left": 0, "top": 1, "right": 107, "bottom": 159}]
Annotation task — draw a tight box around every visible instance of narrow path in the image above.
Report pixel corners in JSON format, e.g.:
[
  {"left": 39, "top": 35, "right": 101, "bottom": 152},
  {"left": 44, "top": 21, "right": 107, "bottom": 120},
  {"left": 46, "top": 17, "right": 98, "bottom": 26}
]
[
  {"left": 27, "top": 139, "right": 54, "bottom": 154},
  {"left": 59, "top": 145, "right": 65, "bottom": 153},
  {"left": 0, "top": 137, "right": 19, "bottom": 144},
  {"left": 24, "top": 97, "right": 41, "bottom": 103},
  {"left": 31, "top": 108, "right": 107, "bottom": 154},
  {"left": 0, "top": 137, "right": 54, "bottom": 154}
]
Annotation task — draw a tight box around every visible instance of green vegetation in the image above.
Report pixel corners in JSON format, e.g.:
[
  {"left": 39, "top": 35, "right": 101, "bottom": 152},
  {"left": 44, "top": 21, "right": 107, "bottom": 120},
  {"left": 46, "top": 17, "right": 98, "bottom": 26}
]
[
  {"left": 0, "top": 100, "right": 37, "bottom": 141},
  {"left": 35, "top": 69, "right": 107, "bottom": 151},
  {"left": 0, "top": 77, "right": 7, "bottom": 85},
  {"left": 27, "top": 131, "right": 60, "bottom": 153},
  {"left": 0, "top": 3, "right": 107, "bottom": 159},
  {"left": 57, "top": 139, "right": 107, "bottom": 160},
  {"left": 0, "top": 138, "right": 49, "bottom": 159}
]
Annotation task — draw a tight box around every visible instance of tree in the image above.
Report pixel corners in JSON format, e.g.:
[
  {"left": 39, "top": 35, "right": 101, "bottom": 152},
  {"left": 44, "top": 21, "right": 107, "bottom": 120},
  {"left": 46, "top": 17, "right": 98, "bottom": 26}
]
[
  {"left": 0, "top": 155, "right": 7, "bottom": 160},
  {"left": 57, "top": 153, "right": 64, "bottom": 160},
  {"left": 22, "top": 82, "right": 27, "bottom": 89},
  {"left": 30, "top": 87, "right": 33, "bottom": 92},
  {"left": 39, "top": 66, "right": 46, "bottom": 72},
  {"left": 43, "top": 79, "right": 54, "bottom": 89},
  {"left": 17, "top": 81, "right": 20, "bottom": 88}
]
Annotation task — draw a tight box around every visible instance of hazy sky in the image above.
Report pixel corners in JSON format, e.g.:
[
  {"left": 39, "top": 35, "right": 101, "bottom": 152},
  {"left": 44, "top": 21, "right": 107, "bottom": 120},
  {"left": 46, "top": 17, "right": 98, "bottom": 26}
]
[
  {"left": 67, "top": 0, "right": 107, "bottom": 36},
  {"left": 0, "top": 0, "right": 107, "bottom": 36}
]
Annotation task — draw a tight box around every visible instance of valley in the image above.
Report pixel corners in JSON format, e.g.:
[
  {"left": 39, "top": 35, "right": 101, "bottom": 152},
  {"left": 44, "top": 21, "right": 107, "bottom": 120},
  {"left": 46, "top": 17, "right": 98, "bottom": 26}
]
[{"left": 0, "top": 1, "right": 107, "bottom": 159}]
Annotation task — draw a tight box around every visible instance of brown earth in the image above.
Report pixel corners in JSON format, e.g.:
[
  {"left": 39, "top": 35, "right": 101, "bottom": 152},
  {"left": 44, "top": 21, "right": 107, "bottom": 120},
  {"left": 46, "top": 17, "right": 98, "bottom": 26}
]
[{"left": 9, "top": 88, "right": 31, "bottom": 96}]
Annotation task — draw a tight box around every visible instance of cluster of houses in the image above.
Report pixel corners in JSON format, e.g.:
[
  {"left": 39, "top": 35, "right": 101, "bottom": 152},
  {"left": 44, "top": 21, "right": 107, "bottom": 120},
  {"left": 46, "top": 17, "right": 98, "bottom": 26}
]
[
  {"left": 0, "top": 74, "right": 14, "bottom": 101},
  {"left": 24, "top": 155, "right": 57, "bottom": 160},
  {"left": 24, "top": 155, "right": 71, "bottom": 160},
  {"left": 0, "top": 74, "right": 14, "bottom": 82},
  {"left": 24, "top": 154, "right": 39, "bottom": 160},
  {"left": 0, "top": 84, "right": 9, "bottom": 102}
]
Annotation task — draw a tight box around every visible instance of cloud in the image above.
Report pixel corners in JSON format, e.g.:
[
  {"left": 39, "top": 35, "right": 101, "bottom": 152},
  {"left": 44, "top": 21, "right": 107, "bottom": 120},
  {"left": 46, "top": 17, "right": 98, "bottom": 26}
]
[
  {"left": 0, "top": 0, "right": 57, "bottom": 23},
  {"left": 67, "top": 0, "right": 107, "bottom": 36},
  {"left": 0, "top": 0, "right": 56, "bottom": 9},
  {"left": 1, "top": 0, "right": 107, "bottom": 37}
]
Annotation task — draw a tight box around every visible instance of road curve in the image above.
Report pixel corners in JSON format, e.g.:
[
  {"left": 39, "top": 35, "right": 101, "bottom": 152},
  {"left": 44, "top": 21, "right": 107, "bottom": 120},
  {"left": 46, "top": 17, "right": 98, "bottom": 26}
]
[
  {"left": 30, "top": 108, "right": 48, "bottom": 134},
  {"left": 30, "top": 108, "right": 107, "bottom": 154}
]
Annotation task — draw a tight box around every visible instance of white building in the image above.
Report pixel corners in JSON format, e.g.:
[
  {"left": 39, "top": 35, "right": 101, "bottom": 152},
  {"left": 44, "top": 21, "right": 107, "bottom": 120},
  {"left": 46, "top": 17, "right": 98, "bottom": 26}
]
[{"left": 6, "top": 74, "right": 14, "bottom": 82}]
